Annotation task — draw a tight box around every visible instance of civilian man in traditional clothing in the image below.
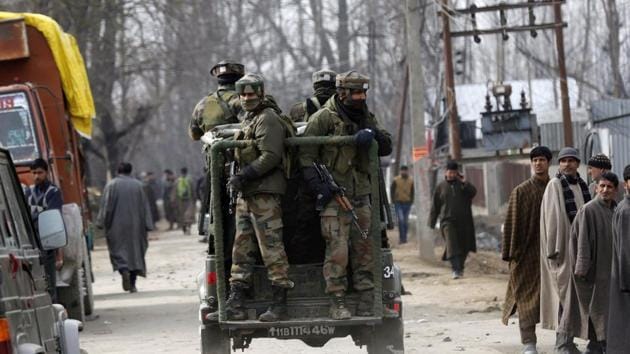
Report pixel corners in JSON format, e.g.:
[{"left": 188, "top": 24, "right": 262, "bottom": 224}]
[
  {"left": 540, "top": 147, "right": 591, "bottom": 354},
  {"left": 429, "top": 160, "right": 477, "bottom": 279},
  {"left": 607, "top": 165, "right": 630, "bottom": 354},
  {"left": 558, "top": 172, "right": 619, "bottom": 353},
  {"left": 97, "top": 162, "right": 153, "bottom": 293},
  {"left": 391, "top": 165, "right": 414, "bottom": 244},
  {"left": 587, "top": 154, "right": 624, "bottom": 202},
  {"left": 501, "top": 146, "right": 551, "bottom": 354}
]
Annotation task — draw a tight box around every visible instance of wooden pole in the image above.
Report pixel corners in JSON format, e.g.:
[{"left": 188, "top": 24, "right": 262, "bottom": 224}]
[
  {"left": 394, "top": 65, "right": 409, "bottom": 174},
  {"left": 553, "top": 2, "right": 573, "bottom": 147},
  {"left": 441, "top": 0, "right": 462, "bottom": 160}
]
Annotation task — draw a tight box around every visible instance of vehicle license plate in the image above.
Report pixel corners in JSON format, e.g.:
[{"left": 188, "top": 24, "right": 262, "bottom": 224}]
[{"left": 268, "top": 325, "right": 336, "bottom": 337}]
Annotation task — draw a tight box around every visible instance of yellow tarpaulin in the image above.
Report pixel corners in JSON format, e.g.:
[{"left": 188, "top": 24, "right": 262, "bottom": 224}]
[{"left": 0, "top": 12, "right": 95, "bottom": 138}]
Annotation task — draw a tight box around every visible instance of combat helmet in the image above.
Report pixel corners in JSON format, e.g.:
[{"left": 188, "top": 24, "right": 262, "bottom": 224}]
[
  {"left": 336, "top": 71, "right": 370, "bottom": 90},
  {"left": 312, "top": 69, "right": 337, "bottom": 85},
  {"left": 210, "top": 60, "right": 245, "bottom": 78},
  {"left": 235, "top": 73, "right": 265, "bottom": 96}
]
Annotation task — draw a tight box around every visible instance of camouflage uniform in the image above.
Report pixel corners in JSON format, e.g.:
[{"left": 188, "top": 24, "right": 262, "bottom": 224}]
[
  {"left": 230, "top": 194, "right": 290, "bottom": 287},
  {"left": 299, "top": 71, "right": 392, "bottom": 318},
  {"left": 223, "top": 74, "right": 292, "bottom": 321},
  {"left": 230, "top": 100, "right": 291, "bottom": 288},
  {"left": 189, "top": 87, "right": 240, "bottom": 138},
  {"left": 189, "top": 61, "right": 244, "bottom": 140}
]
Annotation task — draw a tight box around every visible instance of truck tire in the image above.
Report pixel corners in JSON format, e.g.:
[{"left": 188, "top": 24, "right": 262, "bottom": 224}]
[
  {"left": 82, "top": 238, "right": 94, "bottom": 316},
  {"left": 58, "top": 268, "right": 85, "bottom": 323},
  {"left": 200, "top": 324, "right": 230, "bottom": 354},
  {"left": 366, "top": 316, "right": 405, "bottom": 354}
]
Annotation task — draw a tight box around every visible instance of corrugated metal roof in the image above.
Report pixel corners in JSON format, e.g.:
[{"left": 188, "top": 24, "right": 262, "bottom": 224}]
[{"left": 590, "top": 99, "right": 630, "bottom": 122}]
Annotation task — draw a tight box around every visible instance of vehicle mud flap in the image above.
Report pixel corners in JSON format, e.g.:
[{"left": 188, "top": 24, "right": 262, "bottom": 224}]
[
  {"left": 200, "top": 324, "right": 230, "bottom": 354},
  {"left": 366, "top": 316, "right": 405, "bottom": 354}
]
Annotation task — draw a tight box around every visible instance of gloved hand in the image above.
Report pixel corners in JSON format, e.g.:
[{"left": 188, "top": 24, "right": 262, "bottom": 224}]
[
  {"left": 227, "top": 166, "right": 258, "bottom": 191},
  {"left": 354, "top": 128, "right": 374, "bottom": 147},
  {"left": 302, "top": 166, "right": 335, "bottom": 210},
  {"left": 314, "top": 186, "right": 334, "bottom": 211},
  {"left": 228, "top": 174, "right": 246, "bottom": 191}
]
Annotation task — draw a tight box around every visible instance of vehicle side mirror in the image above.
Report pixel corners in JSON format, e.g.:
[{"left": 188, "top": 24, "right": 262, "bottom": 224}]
[{"left": 38, "top": 209, "right": 68, "bottom": 251}]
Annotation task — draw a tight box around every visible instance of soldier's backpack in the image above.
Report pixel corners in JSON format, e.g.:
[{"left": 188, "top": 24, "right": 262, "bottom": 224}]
[
  {"left": 276, "top": 113, "right": 298, "bottom": 179},
  {"left": 258, "top": 95, "right": 299, "bottom": 179}
]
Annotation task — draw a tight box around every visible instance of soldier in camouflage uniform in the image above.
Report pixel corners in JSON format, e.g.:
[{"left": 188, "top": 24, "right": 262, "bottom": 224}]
[
  {"left": 225, "top": 74, "right": 293, "bottom": 322},
  {"left": 288, "top": 69, "right": 337, "bottom": 122},
  {"left": 300, "top": 71, "right": 393, "bottom": 320},
  {"left": 189, "top": 60, "right": 244, "bottom": 140}
]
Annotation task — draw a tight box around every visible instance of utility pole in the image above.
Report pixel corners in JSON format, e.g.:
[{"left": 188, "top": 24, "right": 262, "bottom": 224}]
[
  {"left": 440, "top": 0, "right": 462, "bottom": 161},
  {"left": 394, "top": 66, "right": 409, "bottom": 174},
  {"left": 553, "top": 2, "right": 573, "bottom": 147},
  {"left": 442, "top": 0, "right": 572, "bottom": 149},
  {"left": 405, "top": 0, "right": 434, "bottom": 260},
  {"left": 367, "top": 0, "right": 376, "bottom": 96}
]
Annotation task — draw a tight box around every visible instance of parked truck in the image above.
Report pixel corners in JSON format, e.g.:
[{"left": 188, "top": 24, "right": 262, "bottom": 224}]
[
  {"left": 0, "top": 147, "right": 82, "bottom": 354},
  {"left": 197, "top": 126, "right": 405, "bottom": 353},
  {"left": 0, "top": 12, "right": 95, "bottom": 322}
]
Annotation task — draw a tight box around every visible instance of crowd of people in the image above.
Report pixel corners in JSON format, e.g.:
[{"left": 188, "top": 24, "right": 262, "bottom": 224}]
[{"left": 500, "top": 147, "right": 629, "bottom": 354}]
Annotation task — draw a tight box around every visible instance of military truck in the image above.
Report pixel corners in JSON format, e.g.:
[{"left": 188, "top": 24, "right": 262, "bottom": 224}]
[
  {"left": 0, "top": 13, "right": 95, "bottom": 321},
  {"left": 0, "top": 147, "right": 82, "bottom": 353},
  {"left": 197, "top": 127, "right": 404, "bottom": 353}
]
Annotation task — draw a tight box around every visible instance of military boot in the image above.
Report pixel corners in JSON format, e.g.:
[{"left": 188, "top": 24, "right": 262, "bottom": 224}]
[
  {"left": 356, "top": 290, "right": 374, "bottom": 316},
  {"left": 258, "top": 286, "right": 288, "bottom": 322},
  {"left": 225, "top": 283, "right": 248, "bottom": 320},
  {"left": 329, "top": 293, "right": 351, "bottom": 320}
]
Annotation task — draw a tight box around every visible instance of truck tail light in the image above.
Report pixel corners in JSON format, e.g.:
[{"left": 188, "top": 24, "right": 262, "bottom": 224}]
[
  {"left": 206, "top": 271, "right": 217, "bottom": 286},
  {"left": 0, "top": 318, "right": 12, "bottom": 354},
  {"left": 393, "top": 303, "right": 400, "bottom": 313}
]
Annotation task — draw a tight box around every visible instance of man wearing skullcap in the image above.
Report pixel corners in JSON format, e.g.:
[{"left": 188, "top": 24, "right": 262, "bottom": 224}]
[
  {"left": 587, "top": 154, "right": 624, "bottom": 202},
  {"left": 501, "top": 146, "right": 552, "bottom": 354}
]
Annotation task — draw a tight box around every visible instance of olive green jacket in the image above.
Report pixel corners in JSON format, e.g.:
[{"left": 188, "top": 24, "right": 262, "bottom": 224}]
[
  {"left": 189, "top": 83, "right": 241, "bottom": 140},
  {"left": 235, "top": 106, "right": 286, "bottom": 197},
  {"left": 299, "top": 96, "right": 392, "bottom": 197}
]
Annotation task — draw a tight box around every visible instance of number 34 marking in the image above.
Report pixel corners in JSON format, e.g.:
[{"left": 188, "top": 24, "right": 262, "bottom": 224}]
[{"left": 383, "top": 266, "right": 394, "bottom": 279}]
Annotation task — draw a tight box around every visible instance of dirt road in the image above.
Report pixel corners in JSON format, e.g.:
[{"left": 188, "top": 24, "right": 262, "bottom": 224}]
[{"left": 80, "top": 227, "right": 585, "bottom": 353}]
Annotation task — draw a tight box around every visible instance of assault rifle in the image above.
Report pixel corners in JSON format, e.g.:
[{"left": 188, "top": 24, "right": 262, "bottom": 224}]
[
  {"left": 312, "top": 162, "right": 369, "bottom": 240},
  {"left": 228, "top": 160, "right": 238, "bottom": 214}
]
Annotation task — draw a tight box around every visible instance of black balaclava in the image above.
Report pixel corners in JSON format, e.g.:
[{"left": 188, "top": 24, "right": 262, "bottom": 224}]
[
  {"left": 218, "top": 73, "right": 242, "bottom": 86},
  {"left": 313, "top": 81, "right": 337, "bottom": 103},
  {"left": 335, "top": 91, "right": 368, "bottom": 125}
]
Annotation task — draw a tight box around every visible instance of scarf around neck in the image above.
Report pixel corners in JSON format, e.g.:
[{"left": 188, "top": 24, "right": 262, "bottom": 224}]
[{"left": 556, "top": 171, "right": 591, "bottom": 223}]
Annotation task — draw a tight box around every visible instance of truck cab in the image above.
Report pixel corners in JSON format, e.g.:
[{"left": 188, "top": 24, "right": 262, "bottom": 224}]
[
  {"left": 0, "top": 147, "right": 82, "bottom": 353},
  {"left": 198, "top": 128, "right": 405, "bottom": 353},
  {"left": 0, "top": 13, "right": 95, "bottom": 322}
]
